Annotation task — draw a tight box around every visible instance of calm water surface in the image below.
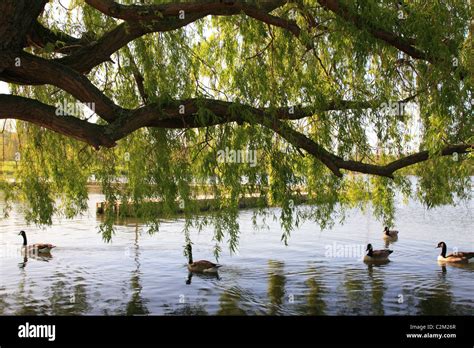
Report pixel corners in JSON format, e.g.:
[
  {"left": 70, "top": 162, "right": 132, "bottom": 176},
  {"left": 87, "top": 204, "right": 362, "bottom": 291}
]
[{"left": 0, "top": 191, "right": 473, "bottom": 315}]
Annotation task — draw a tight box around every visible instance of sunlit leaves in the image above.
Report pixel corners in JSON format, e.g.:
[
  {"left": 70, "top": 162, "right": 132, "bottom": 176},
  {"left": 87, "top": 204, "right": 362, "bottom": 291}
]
[{"left": 1, "top": 0, "right": 472, "bottom": 253}]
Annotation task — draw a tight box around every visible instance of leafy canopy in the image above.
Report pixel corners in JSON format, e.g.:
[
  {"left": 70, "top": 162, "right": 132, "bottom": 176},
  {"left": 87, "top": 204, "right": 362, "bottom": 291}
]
[{"left": 1, "top": 0, "right": 472, "bottom": 253}]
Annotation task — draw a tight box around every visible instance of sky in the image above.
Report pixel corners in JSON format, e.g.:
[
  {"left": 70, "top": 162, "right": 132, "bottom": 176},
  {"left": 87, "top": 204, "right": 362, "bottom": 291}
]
[{"left": 0, "top": 82, "right": 8, "bottom": 95}]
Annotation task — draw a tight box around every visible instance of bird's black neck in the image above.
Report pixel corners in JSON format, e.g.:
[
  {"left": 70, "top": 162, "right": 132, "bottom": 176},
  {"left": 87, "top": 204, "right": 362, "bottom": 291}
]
[
  {"left": 188, "top": 251, "right": 193, "bottom": 264},
  {"left": 440, "top": 244, "right": 447, "bottom": 258},
  {"left": 367, "top": 248, "right": 373, "bottom": 257},
  {"left": 21, "top": 234, "right": 27, "bottom": 246}
]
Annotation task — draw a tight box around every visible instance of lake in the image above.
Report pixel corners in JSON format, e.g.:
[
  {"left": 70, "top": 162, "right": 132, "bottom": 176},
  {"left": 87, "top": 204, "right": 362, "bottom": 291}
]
[{"left": 0, "top": 190, "right": 472, "bottom": 315}]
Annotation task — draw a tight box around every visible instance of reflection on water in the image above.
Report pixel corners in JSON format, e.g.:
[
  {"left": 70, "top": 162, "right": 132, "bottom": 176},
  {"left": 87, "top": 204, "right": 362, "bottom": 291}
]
[
  {"left": 186, "top": 272, "right": 221, "bottom": 285},
  {"left": 125, "top": 225, "right": 148, "bottom": 316},
  {"left": 300, "top": 267, "right": 326, "bottom": 315},
  {"left": 217, "top": 288, "right": 246, "bottom": 315},
  {"left": 19, "top": 253, "right": 53, "bottom": 269},
  {"left": 416, "top": 263, "right": 474, "bottom": 315},
  {"left": 0, "top": 193, "right": 473, "bottom": 315},
  {"left": 267, "top": 260, "right": 286, "bottom": 315}
]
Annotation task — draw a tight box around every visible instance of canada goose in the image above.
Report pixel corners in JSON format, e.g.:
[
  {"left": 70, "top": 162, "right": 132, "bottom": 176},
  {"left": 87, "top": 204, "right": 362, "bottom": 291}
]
[
  {"left": 383, "top": 226, "right": 399, "bottom": 239},
  {"left": 186, "top": 244, "right": 221, "bottom": 273},
  {"left": 364, "top": 243, "right": 393, "bottom": 262},
  {"left": 436, "top": 242, "right": 474, "bottom": 263},
  {"left": 19, "top": 230, "right": 55, "bottom": 254}
]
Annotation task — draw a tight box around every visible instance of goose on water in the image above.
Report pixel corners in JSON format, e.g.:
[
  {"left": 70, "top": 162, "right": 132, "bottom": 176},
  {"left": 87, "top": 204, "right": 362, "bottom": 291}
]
[
  {"left": 19, "top": 230, "right": 55, "bottom": 254},
  {"left": 436, "top": 242, "right": 474, "bottom": 263},
  {"left": 383, "top": 226, "right": 399, "bottom": 239},
  {"left": 186, "top": 244, "right": 221, "bottom": 273},
  {"left": 364, "top": 243, "right": 393, "bottom": 262}
]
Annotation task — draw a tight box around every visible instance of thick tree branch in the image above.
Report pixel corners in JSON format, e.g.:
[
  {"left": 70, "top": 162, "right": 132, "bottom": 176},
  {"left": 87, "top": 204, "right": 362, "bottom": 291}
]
[
  {"left": 0, "top": 0, "right": 469, "bottom": 180},
  {"left": 27, "top": 21, "right": 85, "bottom": 54},
  {"left": 103, "top": 98, "right": 472, "bottom": 179},
  {"left": 261, "top": 117, "right": 472, "bottom": 178},
  {"left": 384, "top": 145, "right": 472, "bottom": 173},
  {"left": 332, "top": 144, "right": 473, "bottom": 177},
  {"left": 56, "top": 13, "right": 209, "bottom": 73},
  {"left": 317, "top": 0, "right": 432, "bottom": 62},
  {"left": 0, "top": 0, "right": 48, "bottom": 51},
  {"left": 0, "top": 94, "right": 115, "bottom": 149},
  {"left": 258, "top": 116, "right": 343, "bottom": 177},
  {"left": 107, "top": 97, "right": 378, "bottom": 140},
  {"left": 59, "top": 0, "right": 291, "bottom": 73},
  {"left": 84, "top": 0, "right": 287, "bottom": 21},
  {"left": 0, "top": 93, "right": 470, "bottom": 177},
  {"left": 1, "top": 52, "right": 123, "bottom": 122}
]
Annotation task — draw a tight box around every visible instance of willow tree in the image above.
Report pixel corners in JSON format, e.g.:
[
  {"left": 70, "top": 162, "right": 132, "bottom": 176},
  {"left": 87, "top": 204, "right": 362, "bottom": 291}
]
[{"left": 0, "top": 0, "right": 472, "bottom": 250}]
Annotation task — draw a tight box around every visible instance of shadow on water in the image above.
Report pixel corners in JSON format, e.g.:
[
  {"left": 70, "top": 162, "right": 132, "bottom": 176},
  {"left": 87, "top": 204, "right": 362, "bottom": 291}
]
[
  {"left": 337, "top": 268, "right": 367, "bottom": 315},
  {"left": 9, "top": 265, "right": 41, "bottom": 315},
  {"left": 383, "top": 238, "right": 398, "bottom": 248},
  {"left": 48, "top": 273, "right": 90, "bottom": 315},
  {"left": 3, "top": 251, "right": 90, "bottom": 315},
  {"left": 165, "top": 304, "right": 209, "bottom": 315}
]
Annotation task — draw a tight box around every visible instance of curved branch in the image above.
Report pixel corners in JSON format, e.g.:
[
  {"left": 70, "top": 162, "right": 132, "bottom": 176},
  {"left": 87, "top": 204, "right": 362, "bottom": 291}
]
[
  {"left": 1, "top": 52, "right": 123, "bottom": 122},
  {"left": 84, "top": 0, "right": 287, "bottom": 21},
  {"left": 0, "top": 94, "right": 115, "bottom": 148},
  {"left": 27, "top": 21, "right": 89, "bottom": 55},
  {"left": 384, "top": 145, "right": 471, "bottom": 173},
  {"left": 258, "top": 116, "right": 343, "bottom": 177},
  {"left": 56, "top": 14, "right": 209, "bottom": 73},
  {"left": 107, "top": 97, "right": 378, "bottom": 140},
  {"left": 18, "top": 0, "right": 456, "bottom": 76},
  {"left": 104, "top": 98, "right": 471, "bottom": 179},
  {"left": 0, "top": 94, "right": 470, "bottom": 177},
  {"left": 60, "top": 0, "right": 292, "bottom": 73},
  {"left": 317, "top": 0, "right": 432, "bottom": 62},
  {"left": 263, "top": 118, "right": 472, "bottom": 178}
]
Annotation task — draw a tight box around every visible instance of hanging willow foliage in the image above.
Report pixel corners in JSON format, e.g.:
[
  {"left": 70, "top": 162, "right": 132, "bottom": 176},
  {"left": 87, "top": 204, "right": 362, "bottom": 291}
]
[{"left": 0, "top": 0, "right": 472, "bottom": 253}]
